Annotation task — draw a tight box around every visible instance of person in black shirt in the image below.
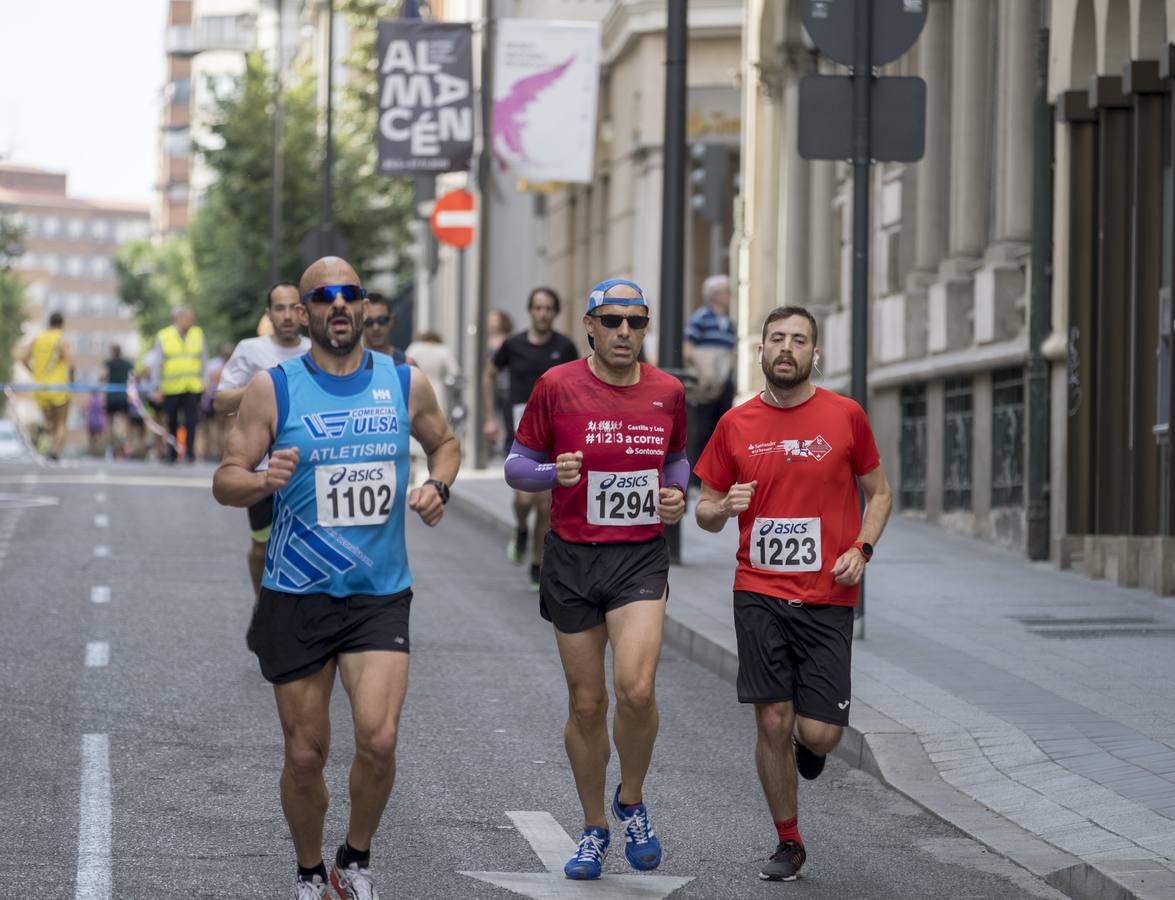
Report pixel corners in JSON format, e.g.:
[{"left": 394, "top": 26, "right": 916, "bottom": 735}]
[
  {"left": 483, "top": 287, "right": 579, "bottom": 590},
  {"left": 103, "top": 344, "right": 133, "bottom": 459}
]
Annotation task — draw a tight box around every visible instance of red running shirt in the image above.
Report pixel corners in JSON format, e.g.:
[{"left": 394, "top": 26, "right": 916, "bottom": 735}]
[
  {"left": 515, "top": 359, "right": 688, "bottom": 544},
  {"left": 694, "top": 388, "right": 881, "bottom": 606}
]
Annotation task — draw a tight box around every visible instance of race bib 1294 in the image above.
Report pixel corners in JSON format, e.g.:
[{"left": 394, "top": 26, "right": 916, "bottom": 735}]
[{"left": 586, "top": 469, "right": 659, "bottom": 526}]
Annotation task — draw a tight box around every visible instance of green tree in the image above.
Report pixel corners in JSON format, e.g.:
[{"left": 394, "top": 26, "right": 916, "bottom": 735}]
[
  {"left": 115, "top": 235, "right": 199, "bottom": 345},
  {"left": 190, "top": 44, "right": 414, "bottom": 341},
  {"left": 0, "top": 215, "right": 28, "bottom": 405}
]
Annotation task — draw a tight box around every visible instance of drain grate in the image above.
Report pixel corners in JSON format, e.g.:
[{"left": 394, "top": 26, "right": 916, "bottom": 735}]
[
  {"left": 1013, "top": 616, "right": 1158, "bottom": 627},
  {"left": 1030, "top": 627, "right": 1175, "bottom": 640}
]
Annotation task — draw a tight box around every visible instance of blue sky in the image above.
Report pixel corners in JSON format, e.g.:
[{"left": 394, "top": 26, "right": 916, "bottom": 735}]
[{"left": 1, "top": 1, "right": 165, "bottom": 203}]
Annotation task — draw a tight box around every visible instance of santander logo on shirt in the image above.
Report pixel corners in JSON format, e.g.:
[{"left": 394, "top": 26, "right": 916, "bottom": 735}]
[{"left": 747, "top": 434, "right": 833, "bottom": 461}]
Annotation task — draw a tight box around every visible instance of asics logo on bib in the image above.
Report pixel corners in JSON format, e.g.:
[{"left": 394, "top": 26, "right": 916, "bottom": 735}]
[
  {"left": 328, "top": 465, "right": 386, "bottom": 486},
  {"left": 302, "top": 407, "right": 400, "bottom": 440},
  {"left": 759, "top": 520, "right": 811, "bottom": 536},
  {"left": 599, "top": 473, "right": 651, "bottom": 490}
]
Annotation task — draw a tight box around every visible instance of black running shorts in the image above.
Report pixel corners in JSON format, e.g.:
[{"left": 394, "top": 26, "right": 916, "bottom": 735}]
[
  {"left": 732, "top": 591, "right": 854, "bottom": 726},
  {"left": 247, "top": 587, "right": 412, "bottom": 684},
  {"left": 539, "top": 532, "right": 669, "bottom": 634}
]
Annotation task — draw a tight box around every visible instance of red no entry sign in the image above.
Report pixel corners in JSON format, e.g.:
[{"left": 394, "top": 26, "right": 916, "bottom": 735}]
[{"left": 430, "top": 189, "right": 477, "bottom": 248}]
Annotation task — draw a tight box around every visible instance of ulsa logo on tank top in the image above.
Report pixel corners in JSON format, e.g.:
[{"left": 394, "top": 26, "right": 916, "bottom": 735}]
[{"left": 747, "top": 435, "right": 832, "bottom": 461}]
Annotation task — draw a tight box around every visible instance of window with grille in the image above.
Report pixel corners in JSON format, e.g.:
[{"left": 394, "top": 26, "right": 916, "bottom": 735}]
[
  {"left": 899, "top": 383, "right": 927, "bottom": 510},
  {"left": 991, "top": 367, "right": 1025, "bottom": 506},
  {"left": 943, "top": 377, "right": 974, "bottom": 511}
]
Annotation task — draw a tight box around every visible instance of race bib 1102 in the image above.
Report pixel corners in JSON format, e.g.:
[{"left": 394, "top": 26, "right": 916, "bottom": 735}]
[{"left": 314, "top": 461, "right": 395, "bottom": 527}]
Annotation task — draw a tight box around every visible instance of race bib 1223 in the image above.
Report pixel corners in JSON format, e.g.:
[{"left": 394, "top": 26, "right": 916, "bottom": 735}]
[{"left": 749, "top": 517, "right": 821, "bottom": 572}]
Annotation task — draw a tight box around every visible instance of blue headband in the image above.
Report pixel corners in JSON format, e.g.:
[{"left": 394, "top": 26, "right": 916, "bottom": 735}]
[{"left": 586, "top": 278, "right": 647, "bottom": 313}]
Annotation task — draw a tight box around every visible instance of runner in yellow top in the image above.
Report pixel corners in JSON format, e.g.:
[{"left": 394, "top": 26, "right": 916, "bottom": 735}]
[{"left": 20, "top": 312, "right": 74, "bottom": 461}]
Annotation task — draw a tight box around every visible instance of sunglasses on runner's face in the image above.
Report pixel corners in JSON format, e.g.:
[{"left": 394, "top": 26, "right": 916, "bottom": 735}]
[
  {"left": 591, "top": 313, "right": 649, "bottom": 330},
  {"left": 364, "top": 315, "right": 391, "bottom": 327},
  {"left": 301, "top": 284, "right": 367, "bottom": 304}
]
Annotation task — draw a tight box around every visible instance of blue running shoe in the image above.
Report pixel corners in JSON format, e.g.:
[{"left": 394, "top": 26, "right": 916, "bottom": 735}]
[
  {"left": 564, "top": 826, "right": 610, "bottom": 880},
  {"left": 611, "top": 785, "right": 662, "bottom": 870}
]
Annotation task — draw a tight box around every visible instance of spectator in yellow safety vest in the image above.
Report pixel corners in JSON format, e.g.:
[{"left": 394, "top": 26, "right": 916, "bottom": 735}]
[{"left": 151, "top": 306, "right": 207, "bottom": 463}]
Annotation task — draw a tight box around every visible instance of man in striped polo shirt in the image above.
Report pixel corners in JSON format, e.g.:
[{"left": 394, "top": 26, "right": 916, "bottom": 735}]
[{"left": 684, "top": 274, "right": 737, "bottom": 487}]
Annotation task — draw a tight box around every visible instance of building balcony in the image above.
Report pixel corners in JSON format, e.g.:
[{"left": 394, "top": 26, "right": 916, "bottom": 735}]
[{"left": 167, "top": 25, "right": 195, "bottom": 56}]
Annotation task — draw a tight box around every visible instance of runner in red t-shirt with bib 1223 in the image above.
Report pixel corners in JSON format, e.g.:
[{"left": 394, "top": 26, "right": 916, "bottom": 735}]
[
  {"left": 694, "top": 305, "right": 892, "bottom": 884},
  {"left": 505, "top": 277, "right": 690, "bottom": 881}
]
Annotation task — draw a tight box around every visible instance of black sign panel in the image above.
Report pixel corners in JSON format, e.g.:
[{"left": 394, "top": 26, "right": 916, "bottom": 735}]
[
  {"left": 376, "top": 21, "right": 474, "bottom": 175},
  {"left": 803, "top": 0, "right": 928, "bottom": 67},
  {"left": 798, "top": 75, "right": 926, "bottom": 162}
]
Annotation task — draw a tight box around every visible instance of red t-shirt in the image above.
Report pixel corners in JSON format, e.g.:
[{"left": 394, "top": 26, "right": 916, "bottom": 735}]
[
  {"left": 515, "top": 359, "right": 688, "bottom": 544},
  {"left": 694, "top": 388, "right": 881, "bottom": 606}
]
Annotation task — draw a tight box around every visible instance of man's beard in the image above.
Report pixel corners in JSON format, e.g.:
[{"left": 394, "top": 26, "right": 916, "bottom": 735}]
[
  {"left": 763, "top": 355, "right": 812, "bottom": 389},
  {"left": 309, "top": 312, "right": 362, "bottom": 356}
]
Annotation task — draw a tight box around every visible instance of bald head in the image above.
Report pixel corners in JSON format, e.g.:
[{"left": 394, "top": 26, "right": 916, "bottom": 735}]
[
  {"left": 173, "top": 306, "right": 194, "bottom": 332},
  {"left": 300, "top": 256, "right": 360, "bottom": 294}
]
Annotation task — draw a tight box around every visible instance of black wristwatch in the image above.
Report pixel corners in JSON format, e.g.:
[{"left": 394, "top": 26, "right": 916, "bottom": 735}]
[
  {"left": 424, "top": 478, "right": 450, "bottom": 505},
  {"left": 853, "top": 540, "right": 874, "bottom": 561}
]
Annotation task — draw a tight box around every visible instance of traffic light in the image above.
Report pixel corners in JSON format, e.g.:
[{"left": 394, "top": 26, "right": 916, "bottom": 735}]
[{"left": 689, "top": 142, "right": 730, "bottom": 225}]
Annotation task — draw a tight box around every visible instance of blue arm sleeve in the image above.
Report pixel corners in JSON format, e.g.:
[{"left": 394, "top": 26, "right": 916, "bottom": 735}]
[
  {"left": 504, "top": 440, "right": 557, "bottom": 492},
  {"left": 662, "top": 451, "right": 690, "bottom": 493}
]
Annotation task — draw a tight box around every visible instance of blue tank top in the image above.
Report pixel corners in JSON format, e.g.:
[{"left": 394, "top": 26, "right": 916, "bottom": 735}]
[{"left": 262, "top": 351, "right": 412, "bottom": 597}]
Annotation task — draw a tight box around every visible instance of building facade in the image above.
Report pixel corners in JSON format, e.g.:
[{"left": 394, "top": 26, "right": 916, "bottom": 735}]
[
  {"left": 157, "top": 0, "right": 301, "bottom": 233},
  {"left": 740, "top": 0, "right": 1045, "bottom": 553},
  {"left": 1048, "top": 0, "right": 1175, "bottom": 592},
  {"left": 739, "top": 0, "right": 1175, "bottom": 595},
  {"left": 539, "top": 0, "right": 743, "bottom": 350},
  {"left": 1, "top": 163, "right": 150, "bottom": 383}
]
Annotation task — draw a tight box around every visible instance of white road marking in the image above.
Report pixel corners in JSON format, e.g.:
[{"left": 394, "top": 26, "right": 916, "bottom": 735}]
[
  {"left": 94, "top": 514, "right": 109, "bottom": 529},
  {"left": 0, "top": 492, "right": 60, "bottom": 509},
  {"left": 91, "top": 586, "right": 111, "bottom": 605},
  {"left": 460, "top": 811, "right": 693, "bottom": 898},
  {"left": 0, "top": 474, "right": 210, "bottom": 489},
  {"left": 508, "top": 811, "right": 575, "bottom": 871},
  {"left": 76, "top": 734, "right": 111, "bottom": 899},
  {"left": 93, "top": 545, "right": 110, "bottom": 558},
  {"left": 85, "top": 642, "right": 110, "bottom": 667},
  {"left": 95, "top": 491, "right": 108, "bottom": 503}
]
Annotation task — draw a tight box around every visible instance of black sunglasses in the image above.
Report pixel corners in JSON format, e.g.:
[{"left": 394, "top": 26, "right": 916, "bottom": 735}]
[
  {"left": 364, "top": 315, "right": 392, "bottom": 327},
  {"left": 591, "top": 313, "right": 649, "bottom": 330},
  {"left": 302, "top": 284, "right": 367, "bottom": 304}
]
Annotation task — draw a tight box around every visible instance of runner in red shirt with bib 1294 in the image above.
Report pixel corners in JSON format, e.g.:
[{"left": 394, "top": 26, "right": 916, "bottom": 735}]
[
  {"left": 695, "top": 305, "right": 892, "bottom": 885},
  {"left": 506, "top": 277, "right": 690, "bottom": 882}
]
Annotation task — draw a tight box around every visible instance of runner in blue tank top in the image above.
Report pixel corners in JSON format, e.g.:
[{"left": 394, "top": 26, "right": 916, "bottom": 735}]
[{"left": 213, "top": 256, "right": 460, "bottom": 900}]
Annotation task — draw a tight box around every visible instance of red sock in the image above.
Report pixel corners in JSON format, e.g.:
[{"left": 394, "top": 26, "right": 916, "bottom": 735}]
[{"left": 774, "top": 817, "right": 802, "bottom": 846}]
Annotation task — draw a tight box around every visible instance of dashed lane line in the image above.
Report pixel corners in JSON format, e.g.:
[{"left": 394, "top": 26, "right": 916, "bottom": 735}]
[
  {"left": 90, "top": 586, "right": 110, "bottom": 605},
  {"left": 75, "top": 734, "right": 111, "bottom": 899},
  {"left": 85, "top": 642, "right": 110, "bottom": 667}
]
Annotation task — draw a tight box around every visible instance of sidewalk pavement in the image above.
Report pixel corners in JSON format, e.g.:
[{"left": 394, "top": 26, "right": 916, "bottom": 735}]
[{"left": 450, "top": 468, "right": 1175, "bottom": 900}]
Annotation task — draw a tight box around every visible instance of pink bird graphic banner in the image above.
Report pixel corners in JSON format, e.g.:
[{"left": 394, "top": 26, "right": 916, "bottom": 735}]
[{"left": 492, "top": 19, "right": 601, "bottom": 183}]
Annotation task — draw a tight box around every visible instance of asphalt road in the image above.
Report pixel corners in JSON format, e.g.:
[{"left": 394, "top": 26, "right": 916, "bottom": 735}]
[{"left": 0, "top": 461, "right": 1069, "bottom": 899}]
